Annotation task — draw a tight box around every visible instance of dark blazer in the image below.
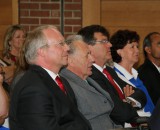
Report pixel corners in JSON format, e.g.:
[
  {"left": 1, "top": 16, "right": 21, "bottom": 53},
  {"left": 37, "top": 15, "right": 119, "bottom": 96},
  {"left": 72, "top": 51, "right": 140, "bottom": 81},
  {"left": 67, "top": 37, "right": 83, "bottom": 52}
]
[
  {"left": 148, "top": 98, "right": 160, "bottom": 130},
  {"left": 138, "top": 59, "right": 160, "bottom": 105},
  {"left": 90, "top": 65, "right": 147, "bottom": 125},
  {"left": 9, "top": 65, "right": 91, "bottom": 130}
]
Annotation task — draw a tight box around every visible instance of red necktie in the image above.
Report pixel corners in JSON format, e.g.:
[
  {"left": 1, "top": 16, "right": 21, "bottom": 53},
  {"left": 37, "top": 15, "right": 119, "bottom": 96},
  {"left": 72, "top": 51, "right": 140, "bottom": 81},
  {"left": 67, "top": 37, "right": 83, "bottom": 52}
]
[
  {"left": 103, "top": 68, "right": 125, "bottom": 100},
  {"left": 55, "top": 76, "right": 66, "bottom": 94}
]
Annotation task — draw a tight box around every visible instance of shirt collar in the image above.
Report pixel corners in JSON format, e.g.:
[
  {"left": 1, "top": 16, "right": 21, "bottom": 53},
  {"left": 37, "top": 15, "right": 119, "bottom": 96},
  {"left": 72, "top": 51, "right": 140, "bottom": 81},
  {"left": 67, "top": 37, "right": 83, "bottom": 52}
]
[
  {"left": 114, "top": 62, "right": 138, "bottom": 80},
  {"left": 42, "top": 67, "right": 58, "bottom": 81},
  {"left": 93, "top": 63, "right": 105, "bottom": 72},
  {"left": 152, "top": 62, "right": 160, "bottom": 73}
]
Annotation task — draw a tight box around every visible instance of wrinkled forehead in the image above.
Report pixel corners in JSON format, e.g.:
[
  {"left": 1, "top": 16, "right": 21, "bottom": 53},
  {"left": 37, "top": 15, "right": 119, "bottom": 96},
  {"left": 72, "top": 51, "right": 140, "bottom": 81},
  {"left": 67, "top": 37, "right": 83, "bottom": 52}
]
[{"left": 76, "top": 41, "right": 90, "bottom": 54}]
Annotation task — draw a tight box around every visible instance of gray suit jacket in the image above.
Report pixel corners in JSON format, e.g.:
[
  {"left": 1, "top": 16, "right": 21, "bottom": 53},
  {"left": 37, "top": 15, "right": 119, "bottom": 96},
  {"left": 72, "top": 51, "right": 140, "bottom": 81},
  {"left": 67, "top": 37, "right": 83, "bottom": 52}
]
[{"left": 60, "top": 68, "right": 122, "bottom": 130}]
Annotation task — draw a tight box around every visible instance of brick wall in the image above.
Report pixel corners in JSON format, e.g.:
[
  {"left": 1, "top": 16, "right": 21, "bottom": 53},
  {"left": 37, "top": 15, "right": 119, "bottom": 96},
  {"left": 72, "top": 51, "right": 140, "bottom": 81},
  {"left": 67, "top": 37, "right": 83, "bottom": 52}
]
[{"left": 19, "top": 0, "right": 82, "bottom": 37}]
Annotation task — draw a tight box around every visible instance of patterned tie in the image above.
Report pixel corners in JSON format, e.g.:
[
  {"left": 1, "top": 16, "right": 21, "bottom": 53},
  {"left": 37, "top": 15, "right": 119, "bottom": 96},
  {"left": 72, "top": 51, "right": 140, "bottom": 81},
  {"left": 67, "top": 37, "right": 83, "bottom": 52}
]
[
  {"left": 55, "top": 76, "right": 66, "bottom": 94},
  {"left": 103, "top": 68, "right": 125, "bottom": 100}
]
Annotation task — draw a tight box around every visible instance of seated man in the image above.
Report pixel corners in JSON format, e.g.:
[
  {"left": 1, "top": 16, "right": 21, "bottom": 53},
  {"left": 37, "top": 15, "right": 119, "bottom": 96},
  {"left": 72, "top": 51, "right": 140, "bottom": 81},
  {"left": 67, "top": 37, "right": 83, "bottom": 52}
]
[
  {"left": 9, "top": 25, "right": 91, "bottom": 130},
  {"left": 78, "top": 25, "right": 147, "bottom": 127},
  {"left": 138, "top": 32, "right": 160, "bottom": 105},
  {"left": 60, "top": 35, "right": 138, "bottom": 130}
]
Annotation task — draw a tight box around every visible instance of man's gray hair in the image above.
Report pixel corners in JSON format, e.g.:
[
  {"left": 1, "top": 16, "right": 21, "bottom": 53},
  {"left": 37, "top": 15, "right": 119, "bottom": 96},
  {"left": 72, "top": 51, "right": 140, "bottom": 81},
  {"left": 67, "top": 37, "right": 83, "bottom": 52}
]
[
  {"left": 66, "top": 35, "right": 84, "bottom": 54},
  {"left": 25, "top": 25, "right": 57, "bottom": 64}
]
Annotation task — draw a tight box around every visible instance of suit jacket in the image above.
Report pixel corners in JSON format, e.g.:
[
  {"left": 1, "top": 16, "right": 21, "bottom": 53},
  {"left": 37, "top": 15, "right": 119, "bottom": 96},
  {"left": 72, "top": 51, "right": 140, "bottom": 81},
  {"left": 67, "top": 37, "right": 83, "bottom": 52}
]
[
  {"left": 9, "top": 65, "right": 92, "bottom": 130},
  {"left": 138, "top": 59, "right": 160, "bottom": 105},
  {"left": 60, "top": 68, "right": 122, "bottom": 130},
  {"left": 148, "top": 98, "right": 160, "bottom": 130},
  {"left": 90, "top": 65, "right": 146, "bottom": 125}
]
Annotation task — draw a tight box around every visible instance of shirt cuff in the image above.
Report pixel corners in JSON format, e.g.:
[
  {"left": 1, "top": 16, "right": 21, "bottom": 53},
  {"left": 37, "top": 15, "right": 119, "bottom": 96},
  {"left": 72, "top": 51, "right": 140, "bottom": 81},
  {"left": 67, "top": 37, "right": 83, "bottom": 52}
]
[{"left": 126, "top": 97, "right": 141, "bottom": 108}]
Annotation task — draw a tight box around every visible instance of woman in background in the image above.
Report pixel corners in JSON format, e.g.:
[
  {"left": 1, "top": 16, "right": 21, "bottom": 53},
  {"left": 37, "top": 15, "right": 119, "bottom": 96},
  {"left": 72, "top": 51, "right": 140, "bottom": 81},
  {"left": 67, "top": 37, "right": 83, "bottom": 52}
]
[
  {"left": 1, "top": 25, "right": 26, "bottom": 85},
  {"left": 10, "top": 37, "right": 29, "bottom": 91},
  {"left": 110, "top": 29, "right": 154, "bottom": 117}
]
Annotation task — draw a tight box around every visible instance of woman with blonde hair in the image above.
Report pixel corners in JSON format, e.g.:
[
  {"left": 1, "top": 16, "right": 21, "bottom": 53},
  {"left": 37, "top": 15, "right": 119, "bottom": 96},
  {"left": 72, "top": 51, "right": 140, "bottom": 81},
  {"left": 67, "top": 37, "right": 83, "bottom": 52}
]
[{"left": 1, "top": 25, "right": 26, "bottom": 85}]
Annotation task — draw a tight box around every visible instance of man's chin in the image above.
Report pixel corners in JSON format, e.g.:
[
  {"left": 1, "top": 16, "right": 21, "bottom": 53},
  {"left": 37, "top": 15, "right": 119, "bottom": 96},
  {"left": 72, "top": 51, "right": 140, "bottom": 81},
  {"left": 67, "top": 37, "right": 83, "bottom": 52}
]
[
  {"left": 105, "top": 58, "right": 112, "bottom": 62},
  {"left": 88, "top": 71, "right": 92, "bottom": 76},
  {"left": 62, "top": 61, "right": 68, "bottom": 67}
]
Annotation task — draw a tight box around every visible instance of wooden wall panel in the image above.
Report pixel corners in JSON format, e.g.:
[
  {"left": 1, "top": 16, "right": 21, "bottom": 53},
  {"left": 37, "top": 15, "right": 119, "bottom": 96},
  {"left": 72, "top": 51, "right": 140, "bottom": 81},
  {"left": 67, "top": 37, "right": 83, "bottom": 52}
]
[
  {"left": 0, "top": 0, "right": 18, "bottom": 55},
  {"left": 101, "top": 0, "right": 160, "bottom": 66},
  {"left": 101, "top": 1, "right": 160, "bottom": 28},
  {"left": 0, "top": 1, "right": 12, "bottom": 25},
  {"left": 12, "top": 0, "right": 19, "bottom": 24},
  {"left": 82, "top": 0, "right": 100, "bottom": 27}
]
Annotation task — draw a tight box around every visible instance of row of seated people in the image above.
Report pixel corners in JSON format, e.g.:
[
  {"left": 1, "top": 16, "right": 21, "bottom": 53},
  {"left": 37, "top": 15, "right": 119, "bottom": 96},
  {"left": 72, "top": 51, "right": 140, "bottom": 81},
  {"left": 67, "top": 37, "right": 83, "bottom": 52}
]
[{"left": 1, "top": 24, "right": 160, "bottom": 130}]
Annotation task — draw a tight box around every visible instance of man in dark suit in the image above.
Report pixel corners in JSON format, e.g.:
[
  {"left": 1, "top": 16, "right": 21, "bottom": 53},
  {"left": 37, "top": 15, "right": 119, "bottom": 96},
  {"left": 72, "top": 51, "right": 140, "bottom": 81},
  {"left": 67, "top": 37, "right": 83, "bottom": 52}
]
[
  {"left": 149, "top": 98, "right": 160, "bottom": 130},
  {"left": 138, "top": 32, "right": 160, "bottom": 105},
  {"left": 9, "top": 25, "right": 92, "bottom": 130},
  {"left": 78, "top": 25, "right": 147, "bottom": 126}
]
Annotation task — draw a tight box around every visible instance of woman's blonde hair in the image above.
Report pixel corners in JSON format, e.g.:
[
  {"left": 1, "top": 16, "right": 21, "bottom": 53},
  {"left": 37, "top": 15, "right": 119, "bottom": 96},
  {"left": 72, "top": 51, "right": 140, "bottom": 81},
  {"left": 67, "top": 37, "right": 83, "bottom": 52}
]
[{"left": 3, "top": 25, "right": 26, "bottom": 58}]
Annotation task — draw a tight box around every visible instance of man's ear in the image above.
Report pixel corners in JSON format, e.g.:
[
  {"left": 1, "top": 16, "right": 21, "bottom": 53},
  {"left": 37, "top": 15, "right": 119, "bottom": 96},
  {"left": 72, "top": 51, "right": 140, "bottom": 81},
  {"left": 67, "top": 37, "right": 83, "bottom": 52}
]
[
  {"left": 117, "top": 49, "right": 122, "bottom": 56},
  {"left": 145, "top": 47, "right": 151, "bottom": 54},
  {"left": 68, "top": 56, "right": 72, "bottom": 63},
  {"left": 37, "top": 48, "right": 45, "bottom": 57},
  {"left": 68, "top": 55, "right": 74, "bottom": 65}
]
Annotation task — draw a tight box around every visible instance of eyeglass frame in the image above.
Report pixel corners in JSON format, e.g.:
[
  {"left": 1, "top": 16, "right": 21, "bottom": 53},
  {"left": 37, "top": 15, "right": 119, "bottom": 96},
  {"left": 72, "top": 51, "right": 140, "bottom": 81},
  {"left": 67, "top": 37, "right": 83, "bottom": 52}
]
[
  {"left": 40, "top": 40, "right": 69, "bottom": 49},
  {"left": 90, "top": 39, "right": 110, "bottom": 44}
]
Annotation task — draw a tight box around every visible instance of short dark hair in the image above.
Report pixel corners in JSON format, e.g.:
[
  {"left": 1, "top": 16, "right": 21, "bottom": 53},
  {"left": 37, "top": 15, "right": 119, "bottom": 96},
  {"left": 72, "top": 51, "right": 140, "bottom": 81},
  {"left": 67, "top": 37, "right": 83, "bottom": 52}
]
[
  {"left": 143, "top": 32, "right": 160, "bottom": 58},
  {"left": 78, "top": 25, "right": 110, "bottom": 45},
  {"left": 110, "top": 29, "right": 140, "bottom": 63}
]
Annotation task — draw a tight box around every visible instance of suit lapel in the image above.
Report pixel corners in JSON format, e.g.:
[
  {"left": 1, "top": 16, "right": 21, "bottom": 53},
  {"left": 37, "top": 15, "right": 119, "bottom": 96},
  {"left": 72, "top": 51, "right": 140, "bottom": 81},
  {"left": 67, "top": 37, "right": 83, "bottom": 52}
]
[
  {"left": 61, "top": 76, "right": 78, "bottom": 106},
  {"left": 106, "top": 66, "right": 127, "bottom": 89},
  {"left": 87, "top": 77, "right": 113, "bottom": 105},
  {"left": 91, "top": 66, "right": 119, "bottom": 95},
  {"left": 92, "top": 66, "right": 107, "bottom": 83},
  {"left": 146, "top": 59, "right": 160, "bottom": 77},
  {"left": 30, "top": 65, "right": 72, "bottom": 105},
  {"left": 60, "top": 68, "right": 103, "bottom": 96}
]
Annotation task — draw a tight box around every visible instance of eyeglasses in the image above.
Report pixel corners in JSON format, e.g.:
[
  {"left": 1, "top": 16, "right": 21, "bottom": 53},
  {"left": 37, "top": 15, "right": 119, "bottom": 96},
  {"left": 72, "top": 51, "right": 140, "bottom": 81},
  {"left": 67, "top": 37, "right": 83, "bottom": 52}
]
[
  {"left": 58, "top": 41, "right": 66, "bottom": 46},
  {"left": 58, "top": 40, "right": 72, "bottom": 46},
  {"left": 39, "top": 40, "right": 68, "bottom": 49},
  {"left": 91, "top": 39, "right": 110, "bottom": 44}
]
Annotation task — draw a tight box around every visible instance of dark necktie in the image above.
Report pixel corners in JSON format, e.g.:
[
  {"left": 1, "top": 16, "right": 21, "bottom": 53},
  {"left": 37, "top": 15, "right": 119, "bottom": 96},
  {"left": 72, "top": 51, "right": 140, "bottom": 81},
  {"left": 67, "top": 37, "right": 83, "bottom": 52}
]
[
  {"left": 103, "top": 68, "right": 125, "bottom": 100},
  {"left": 55, "top": 76, "right": 66, "bottom": 94}
]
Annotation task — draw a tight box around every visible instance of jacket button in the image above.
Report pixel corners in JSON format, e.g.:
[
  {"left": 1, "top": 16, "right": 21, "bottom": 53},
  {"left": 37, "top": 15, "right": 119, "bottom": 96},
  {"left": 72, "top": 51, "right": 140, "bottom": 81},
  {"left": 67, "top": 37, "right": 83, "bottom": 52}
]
[{"left": 104, "top": 100, "right": 107, "bottom": 103}]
